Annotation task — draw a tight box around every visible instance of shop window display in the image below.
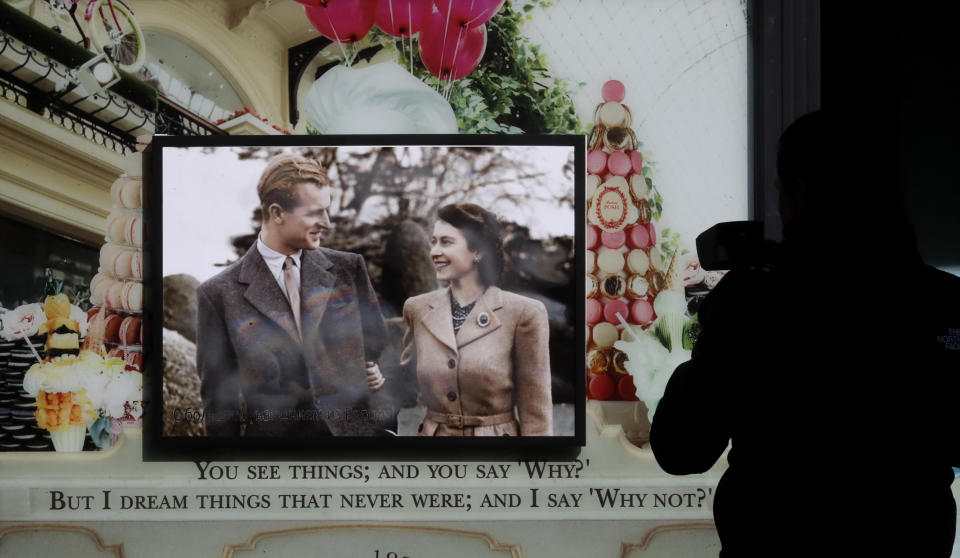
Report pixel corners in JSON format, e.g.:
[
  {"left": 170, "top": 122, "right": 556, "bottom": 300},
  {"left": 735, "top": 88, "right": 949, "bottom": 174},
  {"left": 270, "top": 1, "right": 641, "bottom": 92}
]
[{"left": 0, "top": 216, "right": 98, "bottom": 311}]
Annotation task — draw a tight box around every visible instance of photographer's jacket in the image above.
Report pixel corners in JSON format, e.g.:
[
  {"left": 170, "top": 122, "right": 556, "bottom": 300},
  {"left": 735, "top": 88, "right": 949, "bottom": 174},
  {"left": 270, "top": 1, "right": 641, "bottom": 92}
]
[{"left": 650, "top": 231, "right": 960, "bottom": 557}]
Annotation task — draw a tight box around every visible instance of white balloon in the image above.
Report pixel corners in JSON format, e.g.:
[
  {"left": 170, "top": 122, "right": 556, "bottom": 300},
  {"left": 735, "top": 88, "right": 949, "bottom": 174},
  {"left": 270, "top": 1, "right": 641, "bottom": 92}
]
[{"left": 305, "top": 62, "right": 458, "bottom": 134}]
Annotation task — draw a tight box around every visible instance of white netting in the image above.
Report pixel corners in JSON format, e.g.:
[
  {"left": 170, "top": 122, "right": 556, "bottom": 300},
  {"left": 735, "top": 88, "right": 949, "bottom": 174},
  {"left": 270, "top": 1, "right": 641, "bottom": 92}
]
[{"left": 524, "top": 0, "right": 749, "bottom": 247}]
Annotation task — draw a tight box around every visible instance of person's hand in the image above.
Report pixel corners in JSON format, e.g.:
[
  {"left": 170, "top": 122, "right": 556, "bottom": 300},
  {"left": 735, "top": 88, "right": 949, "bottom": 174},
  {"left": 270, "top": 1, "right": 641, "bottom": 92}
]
[{"left": 366, "top": 361, "right": 385, "bottom": 391}]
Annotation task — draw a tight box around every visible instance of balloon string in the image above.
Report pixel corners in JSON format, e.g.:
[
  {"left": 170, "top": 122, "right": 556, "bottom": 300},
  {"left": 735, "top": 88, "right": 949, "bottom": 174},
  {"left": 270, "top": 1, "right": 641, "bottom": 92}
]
[
  {"left": 408, "top": 2, "right": 413, "bottom": 75},
  {"left": 439, "top": 0, "right": 452, "bottom": 90},
  {"left": 444, "top": 25, "right": 464, "bottom": 101},
  {"left": 465, "top": 0, "right": 484, "bottom": 28},
  {"left": 327, "top": 13, "right": 349, "bottom": 65}
]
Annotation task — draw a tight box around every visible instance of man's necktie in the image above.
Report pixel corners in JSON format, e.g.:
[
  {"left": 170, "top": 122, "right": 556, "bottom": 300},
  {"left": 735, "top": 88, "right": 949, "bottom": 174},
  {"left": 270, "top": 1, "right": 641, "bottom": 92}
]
[{"left": 283, "top": 256, "right": 302, "bottom": 340}]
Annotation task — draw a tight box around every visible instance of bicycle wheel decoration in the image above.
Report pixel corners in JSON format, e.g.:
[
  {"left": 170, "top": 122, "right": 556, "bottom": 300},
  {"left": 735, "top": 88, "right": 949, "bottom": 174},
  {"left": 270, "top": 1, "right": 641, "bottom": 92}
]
[{"left": 85, "top": 0, "right": 146, "bottom": 73}]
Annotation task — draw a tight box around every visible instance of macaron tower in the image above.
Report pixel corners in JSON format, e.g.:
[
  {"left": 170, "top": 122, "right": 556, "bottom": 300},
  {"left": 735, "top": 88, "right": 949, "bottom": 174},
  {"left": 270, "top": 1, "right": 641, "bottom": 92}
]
[
  {"left": 87, "top": 138, "right": 149, "bottom": 432},
  {"left": 585, "top": 80, "right": 685, "bottom": 402}
]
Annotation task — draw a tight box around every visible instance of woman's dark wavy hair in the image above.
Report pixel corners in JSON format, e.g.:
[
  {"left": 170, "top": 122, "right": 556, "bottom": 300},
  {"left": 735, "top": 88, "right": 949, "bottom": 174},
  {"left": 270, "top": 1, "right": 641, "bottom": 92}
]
[{"left": 436, "top": 203, "right": 505, "bottom": 287}]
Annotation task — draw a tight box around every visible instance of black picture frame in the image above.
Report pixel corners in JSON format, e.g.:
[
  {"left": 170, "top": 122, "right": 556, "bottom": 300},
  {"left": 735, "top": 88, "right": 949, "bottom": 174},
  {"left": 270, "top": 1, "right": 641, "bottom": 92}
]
[{"left": 143, "top": 133, "right": 586, "bottom": 461}]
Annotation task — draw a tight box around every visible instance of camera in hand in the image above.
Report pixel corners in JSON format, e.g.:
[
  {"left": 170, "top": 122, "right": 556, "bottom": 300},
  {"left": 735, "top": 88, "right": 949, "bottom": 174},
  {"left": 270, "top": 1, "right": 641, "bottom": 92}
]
[{"left": 696, "top": 221, "right": 774, "bottom": 271}]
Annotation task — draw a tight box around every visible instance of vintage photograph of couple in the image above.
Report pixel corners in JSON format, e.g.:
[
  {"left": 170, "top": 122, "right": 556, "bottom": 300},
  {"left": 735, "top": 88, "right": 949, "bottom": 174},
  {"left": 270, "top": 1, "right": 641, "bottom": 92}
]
[{"left": 154, "top": 138, "right": 582, "bottom": 452}]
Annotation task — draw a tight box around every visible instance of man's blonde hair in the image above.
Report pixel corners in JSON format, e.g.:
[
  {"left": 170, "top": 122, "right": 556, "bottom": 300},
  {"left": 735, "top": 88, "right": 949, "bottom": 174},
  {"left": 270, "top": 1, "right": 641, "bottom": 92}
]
[{"left": 257, "top": 154, "right": 330, "bottom": 215}]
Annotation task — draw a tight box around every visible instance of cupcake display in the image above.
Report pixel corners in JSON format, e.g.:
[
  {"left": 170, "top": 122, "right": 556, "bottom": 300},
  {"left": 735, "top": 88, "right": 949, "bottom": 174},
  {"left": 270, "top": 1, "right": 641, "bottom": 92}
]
[
  {"left": 21, "top": 304, "right": 141, "bottom": 452},
  {"left": 584, "top": 80, "right": 715, "bottom": 410},
  {"left": 24, "top": 352, "right": 101, "bottom": 452}
]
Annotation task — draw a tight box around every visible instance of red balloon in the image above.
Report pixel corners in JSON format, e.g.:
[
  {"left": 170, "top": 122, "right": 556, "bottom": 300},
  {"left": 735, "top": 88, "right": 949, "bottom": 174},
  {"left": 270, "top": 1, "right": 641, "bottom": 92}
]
[
  {"left": 305, "top": 0, "right": 378, "bottom": 44},
  {"left": 375, "top": 0, "right": 433, "bottom": 37},
  {"left": 418, "top": 12, "right": 486, "bottom": 80},
  {"left": 433, "top": 0, "right": 504, "bottom": 28}
]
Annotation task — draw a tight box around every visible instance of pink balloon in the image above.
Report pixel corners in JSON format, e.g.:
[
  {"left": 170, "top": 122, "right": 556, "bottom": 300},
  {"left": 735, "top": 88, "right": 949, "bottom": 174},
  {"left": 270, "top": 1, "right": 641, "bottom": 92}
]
[
  {"left": 305, "top": 0, "right": 378, "bottom": 44},
  {"left": 418, "top": 12, "right": 487, "bottom": 80},
  {"left": 375, "top": 0, "right": 433, "bottom": 37},
  {"left": 433, "top": 0, "right": 504, "bottom": 28},
  {"left": 607, "top": 151, "right": 631, "bottom": 176}
]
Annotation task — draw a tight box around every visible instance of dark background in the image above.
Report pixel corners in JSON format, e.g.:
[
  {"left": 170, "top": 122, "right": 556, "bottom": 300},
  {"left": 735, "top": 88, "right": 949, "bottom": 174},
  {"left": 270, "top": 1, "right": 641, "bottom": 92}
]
[
  {"left": 754, "top": 2, "right": 958, "bottom": 271},
  {"left": 833, "top": 4, "right": 960, "bottom": 271}
]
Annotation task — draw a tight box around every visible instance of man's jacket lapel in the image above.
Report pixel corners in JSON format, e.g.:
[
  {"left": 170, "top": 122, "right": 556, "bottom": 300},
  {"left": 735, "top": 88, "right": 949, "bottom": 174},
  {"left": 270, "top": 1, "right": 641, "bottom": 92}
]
[{"left": 238, "top": 247, "right": 301, "bottom": 345}]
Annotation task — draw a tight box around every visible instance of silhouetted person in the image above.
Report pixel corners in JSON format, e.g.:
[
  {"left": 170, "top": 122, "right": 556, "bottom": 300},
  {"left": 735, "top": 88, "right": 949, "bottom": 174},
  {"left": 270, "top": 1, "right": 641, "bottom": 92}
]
[{"left": 650, "top": 111, "right": 960, "bottom": 557}]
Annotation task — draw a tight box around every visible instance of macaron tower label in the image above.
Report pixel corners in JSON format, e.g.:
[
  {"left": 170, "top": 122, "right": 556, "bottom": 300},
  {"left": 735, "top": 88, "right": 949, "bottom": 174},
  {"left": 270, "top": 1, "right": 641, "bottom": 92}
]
[{"left": 592, "top": 186, "right": 629, "bottom": 232}]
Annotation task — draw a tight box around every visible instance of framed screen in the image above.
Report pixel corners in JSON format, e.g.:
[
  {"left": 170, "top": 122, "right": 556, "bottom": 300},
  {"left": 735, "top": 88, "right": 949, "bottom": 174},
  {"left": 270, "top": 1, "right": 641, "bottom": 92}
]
[{"left": 145, "top": 134, "right": 585, "bottom": 459}]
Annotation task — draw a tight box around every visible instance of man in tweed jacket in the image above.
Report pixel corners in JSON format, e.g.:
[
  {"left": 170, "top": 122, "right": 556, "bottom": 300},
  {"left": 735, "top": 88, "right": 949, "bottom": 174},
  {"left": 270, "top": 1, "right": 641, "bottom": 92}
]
[{"left": 196, "top": 154, "right": 387, "bottom": 437}]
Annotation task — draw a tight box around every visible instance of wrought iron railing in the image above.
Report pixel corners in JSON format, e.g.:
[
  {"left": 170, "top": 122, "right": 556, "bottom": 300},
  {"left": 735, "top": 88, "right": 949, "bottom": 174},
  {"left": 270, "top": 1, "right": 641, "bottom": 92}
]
[
  {"left": 155, "top": 94, "right": 225, "bottom": 136},
  {"left": 0, "top": 36, "right": 141, "bottom": 154}
]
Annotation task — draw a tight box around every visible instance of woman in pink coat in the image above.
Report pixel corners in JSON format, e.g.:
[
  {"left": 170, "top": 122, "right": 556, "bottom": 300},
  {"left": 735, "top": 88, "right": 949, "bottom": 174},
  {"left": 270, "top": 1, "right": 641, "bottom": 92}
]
[{"left": 401, "top": 203, "right": 553, "bottom": 436}]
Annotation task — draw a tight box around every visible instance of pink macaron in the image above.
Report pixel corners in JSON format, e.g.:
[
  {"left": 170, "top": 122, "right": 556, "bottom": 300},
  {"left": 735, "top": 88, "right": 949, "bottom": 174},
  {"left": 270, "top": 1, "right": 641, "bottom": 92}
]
[
  {"left": 600, "top": 230, "right": 626, "bottom": 249},
  {"left": 629, "top": 150, "right": 643, "bottom": 174},
  {"left": 647, "top": 222, "right": 657, "bottom": 245},
  {"left": 606, "top": 151, "right": 631, "bottom": 176},
  {"left": 630, "top": 299, "right": 655, "bottom": 325},
  {"left": 626, "top": 224, "right": 651, "bottom": 250},
  {"left": 601, "top": 80, "right": 626, "bottom": 103},
  {"left": 603, "top": 299, "right": 629, "bottom": 325},
  {"left": 586, "top": 298, "right": 603, "bottom": 325},
  {"left": 586, "top": 225, "right": 599, "bottom": 249},
  {"left": 587, "top": 150, "right": 608, "bottom": 175}
]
